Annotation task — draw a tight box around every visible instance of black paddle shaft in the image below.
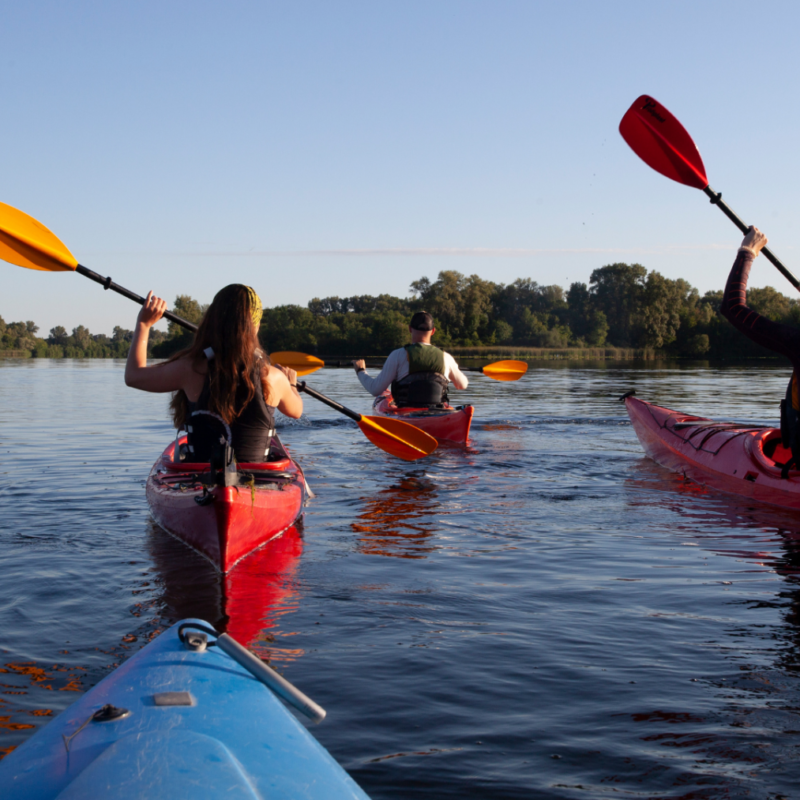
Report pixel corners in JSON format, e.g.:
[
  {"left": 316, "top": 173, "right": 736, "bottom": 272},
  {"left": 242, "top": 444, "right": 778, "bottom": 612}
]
[
  {"left": 75, "top": 264, "right": 199, "bottom": 331},
  {"left": 295, "top": 381, "right": 361, "bottom": 422},
  {"left": 703, "top": 186, "right": 800, "bottom": 291}
]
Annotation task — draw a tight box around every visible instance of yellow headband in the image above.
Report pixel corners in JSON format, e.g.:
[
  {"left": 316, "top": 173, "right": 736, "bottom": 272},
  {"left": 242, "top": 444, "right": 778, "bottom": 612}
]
[{"left": 245, "top": 286, "right": 263, "bottom": 329}]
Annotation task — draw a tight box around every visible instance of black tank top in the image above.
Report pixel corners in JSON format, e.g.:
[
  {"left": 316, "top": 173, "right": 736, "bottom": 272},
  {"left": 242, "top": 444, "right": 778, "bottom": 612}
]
[{"left": 187, "top": 365, "right": 276, "bottom": 463}]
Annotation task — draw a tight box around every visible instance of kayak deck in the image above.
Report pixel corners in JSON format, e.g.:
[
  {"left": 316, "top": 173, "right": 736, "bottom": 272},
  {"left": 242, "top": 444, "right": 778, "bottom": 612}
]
[
  {"left": 372, "top": 395, "right": 474, "bottom": 443},
  {"left": 0, "top": 619, "right": 370, "bottom": 800},
  {"left": 625, "top": 395, "right": 800, "bottom": 510},
  {"left": 146, "top": 436, "right": 306, "bottom": 572}
]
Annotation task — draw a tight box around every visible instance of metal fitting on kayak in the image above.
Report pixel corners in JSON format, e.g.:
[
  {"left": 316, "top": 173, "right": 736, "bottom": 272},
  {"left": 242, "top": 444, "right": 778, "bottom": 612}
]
[
  {"left": 177, "top": 621, "right": 326, "bottom": 723},
  {"left": 194, "top": 486, "right": 215, "bottom": 506},
  {"left": 618, "top": 389, "right": 636, "bottom": 402},
  {"left": 62, "top": 704, "right": 131, "bottom": 753},
  {"left": 184, "top": 632, "right": 208, "bottom": 652}
]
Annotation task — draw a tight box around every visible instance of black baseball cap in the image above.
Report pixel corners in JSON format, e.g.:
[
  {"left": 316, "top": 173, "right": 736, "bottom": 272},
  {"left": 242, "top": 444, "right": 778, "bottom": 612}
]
[{"left": 410, "top": 311, "right": 435, "bottom": 331}]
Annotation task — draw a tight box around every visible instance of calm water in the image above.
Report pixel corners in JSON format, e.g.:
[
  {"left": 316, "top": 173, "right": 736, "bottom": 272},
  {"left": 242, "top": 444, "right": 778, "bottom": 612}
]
[{"left": 1, "top": 359, "right": 800, "bottom": 798}]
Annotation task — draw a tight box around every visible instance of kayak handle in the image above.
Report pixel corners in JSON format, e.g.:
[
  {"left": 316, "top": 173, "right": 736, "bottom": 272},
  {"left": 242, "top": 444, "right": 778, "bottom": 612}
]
[{"left": 178, "top": 622, "right": 326, "bottom": 724}]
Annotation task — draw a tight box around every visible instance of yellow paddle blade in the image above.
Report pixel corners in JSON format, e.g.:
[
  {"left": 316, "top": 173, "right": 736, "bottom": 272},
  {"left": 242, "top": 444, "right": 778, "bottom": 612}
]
[
  {"left": 358, "top": 416, "right": 438, "bottom": 461},
  {"left": 481, "top": 359, "right": 528, "bottom": 381},
  {"left": 0, "top": 202, "right": 78, "bottom": 272},
  {"left": 269, "top": 351, "right": 325, "bottom": 377}
]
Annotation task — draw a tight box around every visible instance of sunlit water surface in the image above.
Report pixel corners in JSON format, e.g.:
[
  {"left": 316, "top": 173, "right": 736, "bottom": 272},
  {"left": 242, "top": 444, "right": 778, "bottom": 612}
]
[{"left": 1, "top": 359, "right": 800, "bottom": 798}]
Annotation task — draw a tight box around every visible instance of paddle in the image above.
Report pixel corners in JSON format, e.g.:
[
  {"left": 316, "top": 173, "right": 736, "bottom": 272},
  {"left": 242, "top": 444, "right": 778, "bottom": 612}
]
[
  {"left": 295, "top": 381, "right": 438, "bottom": 462},
  {"left": 268, "top": 351, "right": 325, "bottom": 377},
  {"left": 0, "top": 201, "right": 437, "bottom": 461},
  {"left": 619, "top": 95, "right": 800, "bottom": 291},
  {"left": 464, "top": 359, "right": 528, "bottom": 382},
  {"left": 269, "top": 355, "right": 437, "bottom": 460},
  {"left": 268, "top": 352, "right": 437, "bottom": 459},
  {"left": 333, "top": 356, "right": 528, "bottom": 382},
  {"left": 0, "top": 201, "right": 199, "bottom": 329}
]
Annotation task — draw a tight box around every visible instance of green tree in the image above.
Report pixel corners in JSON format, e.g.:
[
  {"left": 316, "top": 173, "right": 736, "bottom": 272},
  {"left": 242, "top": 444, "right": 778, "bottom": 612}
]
[
  {"left": 48, "top": 325, "right": 69, "bottom": 345},
  {"left": 634, "top": 271, "right": 683, "bottom": 348},
  {"left": 747, "top": 286, "right": 795, "bottom": 320},
  {"left": 567, "top": 282, "right": 608, "bottom": 346},
  {"left": 71, "top": 325, "right": 91, "bottom": 350},
  {"left": 168, "top": 295, "right": 208, "bottom": 336},
  {"left": 589, "top": 263, "right": 647, "bottom": 347},
  {"left": 410, "top": 270, "right": 495, "bottom": 344}
]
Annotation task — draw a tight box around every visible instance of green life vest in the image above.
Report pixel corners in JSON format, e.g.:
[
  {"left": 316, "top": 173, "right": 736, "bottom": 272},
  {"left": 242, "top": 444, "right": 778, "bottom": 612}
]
[
  {"left": 405, "top": 343, "right": 446, "bottom": 375},
  {"left": 391, "top": 344, "right": 449, "bottom": 408}
]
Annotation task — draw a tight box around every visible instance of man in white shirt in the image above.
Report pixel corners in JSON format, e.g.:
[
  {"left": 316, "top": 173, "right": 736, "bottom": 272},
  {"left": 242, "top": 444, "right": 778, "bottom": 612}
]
[{"left": 352, "top": 312, "right": 469, "bottom": 407}]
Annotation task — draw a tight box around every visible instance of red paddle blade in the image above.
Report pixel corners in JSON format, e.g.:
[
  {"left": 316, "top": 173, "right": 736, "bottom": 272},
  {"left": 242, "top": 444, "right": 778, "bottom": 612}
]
[{"left": 619, "top": 95, "right": 708, "bottom": 190}]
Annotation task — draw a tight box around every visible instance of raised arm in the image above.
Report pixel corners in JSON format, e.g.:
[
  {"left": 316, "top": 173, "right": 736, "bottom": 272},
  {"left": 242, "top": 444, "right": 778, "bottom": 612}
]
[
  {"left": 124, "top": 292, "right": 192, "bottom": 392},
  {"left": 719, "top": 227, "right": 800, "bottom": 366}
]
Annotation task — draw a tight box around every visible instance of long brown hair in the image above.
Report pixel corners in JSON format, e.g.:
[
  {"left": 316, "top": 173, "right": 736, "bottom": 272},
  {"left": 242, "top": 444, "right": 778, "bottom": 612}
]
[{"left": 167, "top": 284, "right": 268, "bottom": 429}]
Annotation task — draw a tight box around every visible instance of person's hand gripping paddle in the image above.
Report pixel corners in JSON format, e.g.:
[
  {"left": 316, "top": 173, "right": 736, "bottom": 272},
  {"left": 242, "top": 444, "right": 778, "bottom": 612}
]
[
  {"left": 268, "top": 353, "right": 438, "bottom": 462},
  {"left": 619, "top": 94, "right": 800, "bottom": 291},
  {"left": 0, "top": 202, "right": 438, "bottom": 462}
]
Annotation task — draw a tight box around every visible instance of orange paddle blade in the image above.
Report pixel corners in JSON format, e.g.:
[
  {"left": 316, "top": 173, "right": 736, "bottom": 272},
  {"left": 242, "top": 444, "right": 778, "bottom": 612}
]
[
  {"left": 269, "top": 351, "right": 325, "bottom": 377},
  {"left": 481, "top": 359, "right": 528, "bottom": 381},
  {"left": 0, "top": 202, "right": 78, "bottom": 272},
  {"left": 358, "top": 416, "right": 438, "bottom": 461}
]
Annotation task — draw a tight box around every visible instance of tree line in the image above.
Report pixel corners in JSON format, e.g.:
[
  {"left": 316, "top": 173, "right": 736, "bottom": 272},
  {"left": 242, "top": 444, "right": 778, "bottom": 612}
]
[
  {"left": 0, "top": 318, "right": 167, "bottom": 358},
  {"left": 3, "top": 265, "right": 799, "bottom": 360}
]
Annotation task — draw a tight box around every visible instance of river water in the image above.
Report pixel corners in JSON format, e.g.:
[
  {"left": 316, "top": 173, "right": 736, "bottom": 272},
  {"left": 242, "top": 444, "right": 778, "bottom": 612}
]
[{"left": 1, "top": 358, "right": 799, "bottom": 798}]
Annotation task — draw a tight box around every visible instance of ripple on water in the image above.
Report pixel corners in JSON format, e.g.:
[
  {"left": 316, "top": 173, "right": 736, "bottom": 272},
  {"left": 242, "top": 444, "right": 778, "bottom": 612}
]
[{"left": 1, "top": 359, "right": 800, "bottom": 797}]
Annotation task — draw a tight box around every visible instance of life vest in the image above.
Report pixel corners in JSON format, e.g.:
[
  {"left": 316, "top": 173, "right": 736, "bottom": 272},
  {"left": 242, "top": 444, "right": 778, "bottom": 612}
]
[
  {"left": 780, "top": 371, "right": 800, "bottom": 471},
  {"left": 186, "top": 361, "right": 276, "bottom": 463},
  {"left": 391, "top": 343, "right": 450, "bottom": 408}
]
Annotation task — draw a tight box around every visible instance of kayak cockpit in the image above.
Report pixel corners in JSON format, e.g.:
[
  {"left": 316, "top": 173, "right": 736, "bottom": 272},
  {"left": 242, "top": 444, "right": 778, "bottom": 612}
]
[{"left": 753, "top": 429, "right": 796, "bottom": 472}]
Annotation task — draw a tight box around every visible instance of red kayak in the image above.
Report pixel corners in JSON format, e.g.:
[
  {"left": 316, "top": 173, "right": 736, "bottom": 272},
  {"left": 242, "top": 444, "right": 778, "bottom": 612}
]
[
  {"left": 372, "top": 395, "right": 474, "bottom": 444},
  {"left": 146, "top": 436, "right": 306, "bottom": 572},
  {"left": 624, "top": 394, "right": 800, "bottom": 511}
]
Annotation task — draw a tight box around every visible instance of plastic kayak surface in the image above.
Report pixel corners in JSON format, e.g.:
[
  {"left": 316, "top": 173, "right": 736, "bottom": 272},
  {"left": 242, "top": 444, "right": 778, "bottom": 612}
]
[
  {"left": 625, "top": 395, "right": 800, "bottom": 510},
  {"left": 146, "top": 436, "right": 305, "bottom": 572},
  {"left": 372, "top": 395, "right": 474, "bottom": 443},
  {"left": 0, "top": 619, "right": 371, "bottom": 800}
]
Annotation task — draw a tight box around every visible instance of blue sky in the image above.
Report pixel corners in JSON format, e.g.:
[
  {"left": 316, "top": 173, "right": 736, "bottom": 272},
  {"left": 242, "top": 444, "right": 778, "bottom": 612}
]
[{"left": 4, "top": 0, "right": 800, "bottom": 335}]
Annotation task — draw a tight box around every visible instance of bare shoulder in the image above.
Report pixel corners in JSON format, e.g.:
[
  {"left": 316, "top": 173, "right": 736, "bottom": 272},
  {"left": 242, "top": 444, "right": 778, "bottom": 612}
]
[
  {"left": 264, "top": 363, "right": 289, "bottom": 387},
  {"left": 173, "top": 355, "right": 207, "bottom": 400},
  {"left": 263, "top": 363, "right": 289, "bottom": 406}
]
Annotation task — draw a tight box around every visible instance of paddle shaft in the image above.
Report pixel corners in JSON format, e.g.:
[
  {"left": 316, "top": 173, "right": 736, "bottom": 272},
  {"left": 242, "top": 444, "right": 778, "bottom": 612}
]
[
  {"left": 75, "top": 264, "right": 199, "bottom": 331},
  {"left": 703, "top": 187, "right": 800, "bottom": 291},
  {"left": 295, "top": 381, "right": 361, "bottom": 422}
]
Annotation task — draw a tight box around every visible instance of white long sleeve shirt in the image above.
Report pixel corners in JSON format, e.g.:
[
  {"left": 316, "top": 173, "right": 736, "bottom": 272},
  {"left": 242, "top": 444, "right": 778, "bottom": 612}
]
[{"left": 357, "top": 344, "right": 469, "bottom": 397}]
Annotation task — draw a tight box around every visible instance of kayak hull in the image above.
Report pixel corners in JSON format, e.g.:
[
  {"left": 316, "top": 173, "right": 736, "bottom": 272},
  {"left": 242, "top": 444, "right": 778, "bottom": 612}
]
[
  {"left": 625, "top": 395, "right": 800, "bottom": 511},
  {"left": 0, "top": 619, "right": 370, "bottom": 800},
  {"left": 372, "top": 395, "right": 474, "bottom": 443},
  {"left": 146, "top": 437, "right": 305, "bottom": 572}
]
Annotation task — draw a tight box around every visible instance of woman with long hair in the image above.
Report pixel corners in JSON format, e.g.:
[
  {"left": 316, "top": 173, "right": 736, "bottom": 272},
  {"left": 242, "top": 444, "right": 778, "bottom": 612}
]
[{"left": 124, "top": 284, "right": 302, "bottom": 463}]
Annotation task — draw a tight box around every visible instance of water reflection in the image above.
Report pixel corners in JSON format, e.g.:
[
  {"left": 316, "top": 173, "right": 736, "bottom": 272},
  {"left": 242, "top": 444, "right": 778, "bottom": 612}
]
[
  {"left": 353, "top": 474, "right": 440, "bottom": 559},
  {"left": 146, "top": 522, "right": 304, "bottom": 661},
  {"left": 626, "top": 461, "right": 800, "bottom": 666}
]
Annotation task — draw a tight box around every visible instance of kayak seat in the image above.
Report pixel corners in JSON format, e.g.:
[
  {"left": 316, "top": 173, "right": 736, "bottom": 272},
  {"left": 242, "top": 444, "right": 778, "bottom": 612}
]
[
  {"left": 163, "top": 458, "right": 293, "bottom": 473},
  {"left": 762, "top": 433, "right": 793, "bottom": 467},
  {"left": 164, "top": 436, "right": 292, "bottom": 472}
]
